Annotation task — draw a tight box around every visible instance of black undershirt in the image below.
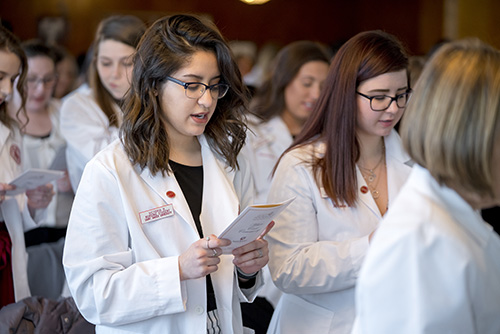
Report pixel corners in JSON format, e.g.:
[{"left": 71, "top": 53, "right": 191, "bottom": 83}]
[{"left": 169, "top": 160, "right": 217, "bottom": 312}]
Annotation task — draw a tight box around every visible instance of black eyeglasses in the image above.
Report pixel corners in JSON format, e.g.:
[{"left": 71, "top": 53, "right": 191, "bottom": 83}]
[
  {"left": 166, "top": 76, "right": 230, "bottom": 100},
  {"left": 356, "top": 90, "right": 412, "bottom": 111}
]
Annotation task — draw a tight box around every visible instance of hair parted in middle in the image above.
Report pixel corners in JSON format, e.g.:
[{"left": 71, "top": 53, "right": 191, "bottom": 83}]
[
  {"left": 279, "top": 30, "right": 409, "bottom": 208},
  {"left": 88, "top": 15, "right": 147, "bottom": 127},
  {"left": 121, "top": 14, "right": 249, "bottom": 176}
]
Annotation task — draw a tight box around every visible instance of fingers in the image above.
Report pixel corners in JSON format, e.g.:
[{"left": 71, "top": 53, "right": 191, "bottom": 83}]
[
  {"left": 257, "top": 221, "right": 275, "bottom": 239},
  {"left": 232, "top": 239, "right": 269, "bottom": 273}
]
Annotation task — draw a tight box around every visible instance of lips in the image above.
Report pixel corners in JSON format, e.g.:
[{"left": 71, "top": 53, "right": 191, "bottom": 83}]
[{"left": 191, "top": 113, "right": 209, "bottom": 123}]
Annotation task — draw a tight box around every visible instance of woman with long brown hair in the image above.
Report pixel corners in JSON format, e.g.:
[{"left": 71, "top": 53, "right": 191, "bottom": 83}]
[
  {"left": 266, "top": 30, "right": 413, "bottom": 333},
  {"left": 60, "top": 15, "right": 146, "bottom": 191},
  {"left": 63, "top": 15, "right": 269, "bottom": 333}
]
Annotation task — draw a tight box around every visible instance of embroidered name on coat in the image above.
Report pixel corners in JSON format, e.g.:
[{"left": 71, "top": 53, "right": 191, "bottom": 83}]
[{"left": 139, "top": 204, "right": 174, "bottom": 224}]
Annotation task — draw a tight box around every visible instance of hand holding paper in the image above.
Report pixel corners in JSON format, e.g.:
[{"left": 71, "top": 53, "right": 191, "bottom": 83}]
[
  {"left": 6, "top": 168, "right": 65, "bottom": 196},
  {"left": 219, "top": 197, "right": 295, "bottom": 254}
]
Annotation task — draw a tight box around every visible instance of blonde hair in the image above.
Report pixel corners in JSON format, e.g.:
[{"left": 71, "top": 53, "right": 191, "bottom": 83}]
[{"left": 400, "top": 38, "right": 500, "bottom": 197}]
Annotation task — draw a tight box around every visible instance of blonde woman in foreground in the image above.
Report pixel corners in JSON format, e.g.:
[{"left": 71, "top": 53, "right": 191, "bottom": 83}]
[{"left": 353, "top": 39, "right": 500, "bottom": 333}]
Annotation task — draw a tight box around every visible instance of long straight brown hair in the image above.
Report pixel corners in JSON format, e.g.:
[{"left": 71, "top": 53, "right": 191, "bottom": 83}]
[
  {"left": 88, "top": 15, "right": 146, "bottom": 127},
  {"left": 278, "top": 30, "right": 409, "bottom": 207}
]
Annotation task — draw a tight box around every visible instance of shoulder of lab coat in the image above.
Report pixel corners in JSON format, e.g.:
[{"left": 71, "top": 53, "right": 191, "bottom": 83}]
[
  {"left": 354, "top": 165, "right": 500, "bottom": 334},
  {"left": 266, "top": 130, "right": 412, "bottom": 295},
  {"left": 60, "top": 86, "right": 120, "bottom": 191}
]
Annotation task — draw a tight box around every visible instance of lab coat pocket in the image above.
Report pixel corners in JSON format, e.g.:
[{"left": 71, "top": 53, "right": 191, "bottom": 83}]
[{"left": 277, "top": 294, "right": 333, "bottom": 333}]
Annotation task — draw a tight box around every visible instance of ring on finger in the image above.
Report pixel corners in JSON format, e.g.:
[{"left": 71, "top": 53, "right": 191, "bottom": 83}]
[
  {"left": 206, "top": 236, "right": 210, "bottom": 249},
  {"left": 212, "top": 248, "right": 218, "bottom": 257},
  {"left": 257, "top": 248, "right": 263, "bottom": 258}
]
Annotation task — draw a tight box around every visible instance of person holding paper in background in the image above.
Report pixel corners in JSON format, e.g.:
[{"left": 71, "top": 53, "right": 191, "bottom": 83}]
[
  {"left": 63, "top": 15, "right": 270, "bottom": 333},
  {"left": 0, "top": 25, "right": 54, "bottom": 308},
  {"left": 265, "top": 31, "right": 413, "bottom": 333}
]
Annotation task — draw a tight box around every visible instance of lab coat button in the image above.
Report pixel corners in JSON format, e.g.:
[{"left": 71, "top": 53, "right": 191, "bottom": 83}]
[
  {"left": 166, "top": 191, "right": 176, "bottom": 198},
  {"left": 360, "top": 186, "right": 369, "bottom": 194},
  {"left": 195, "top": 305, "right": 204, "bottom": 315}
]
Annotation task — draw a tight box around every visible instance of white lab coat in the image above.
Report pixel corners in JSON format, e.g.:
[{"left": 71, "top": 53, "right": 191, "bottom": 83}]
[
  {"left": 352, "top": 165, "right": 500, "bottom": 334},
  {"left": 241, "top": 115, "right": 293, "bottom": 308},
  {"left": 60, "top": 85, "right": 122, "bottom": 192},
  {"left": 0, "top": 122, "right": 41, "bottom": 301},
  {"left": 63, "top": 135, "right": 263, "bottom": 334},
  {"left": 22, "top": 99, "right": 71, "bottom": 227},
  {"left": 242, "top": 115, "right": 293, "bottom": 205},
  {"left": 266, "top": 130, "right": 412, "bottom": 334}
]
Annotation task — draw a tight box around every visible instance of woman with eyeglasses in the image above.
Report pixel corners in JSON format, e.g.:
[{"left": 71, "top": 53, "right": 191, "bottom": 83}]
[
  {"left": 60, "top": 15, "right": 146, "bottom": 192},
  {"left": 8, "top": 40, "right": 73, "bottom": 242},
  {"left": 265, "top": 30, "right": 413, "bottom": 334},
  {"left": 63, "top": 14, "right": 270, "bottom": 333},
  {"left": 353, "top": 38, "right": 500, "bottom": 334}
]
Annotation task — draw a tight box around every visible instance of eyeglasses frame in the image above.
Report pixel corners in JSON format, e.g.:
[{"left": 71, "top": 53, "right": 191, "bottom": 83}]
[
  {"left": 165, "top": 76, "right": 230, "bottom": 100},
  {"left": 356, "top": 89, "right": 413, "bottom": 111}
]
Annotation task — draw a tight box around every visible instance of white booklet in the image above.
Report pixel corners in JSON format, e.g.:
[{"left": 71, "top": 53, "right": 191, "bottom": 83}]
[
  {"left": 219, "top": 197, "right": 295, "bottom": 253},
  {"left": 6, "top": 168, "right": 65, "bottom": 195}
]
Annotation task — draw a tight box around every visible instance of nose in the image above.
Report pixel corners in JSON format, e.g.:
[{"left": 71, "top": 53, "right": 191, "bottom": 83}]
[
  {"left": 0, "top": 78, "right": 13, "bottom": 98},
  {"left": 112, "top": 63, "right": 122, "bottom": 79},
  {"left": 386, "top": 99, "right": 400, "bottom": 114},
  {"left": 197, "top": 88, "right": 215, "bottom": 109}
]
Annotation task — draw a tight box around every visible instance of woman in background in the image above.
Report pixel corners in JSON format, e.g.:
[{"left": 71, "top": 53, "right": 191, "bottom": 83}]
[
  {"left": 243, "top": 40, "right": 331, "bottom": 205},
  {"left": 266, "top": 31, "right": 413, "bottom": 333},
  {"left": 63, "top": 14, "right": 269, "bottom": 333},
  {"left": 0, "top": 25, "right": 53, "bottom": 307},
  {"left": 60, "top": 15, "right": 146, "bottom": 191},
  {"left": 353, "top": 38, "right": 500, "bottom": 333}
]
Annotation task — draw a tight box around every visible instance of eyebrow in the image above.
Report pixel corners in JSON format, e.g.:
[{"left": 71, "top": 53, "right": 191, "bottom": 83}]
[
  {"left": 180, "top": 74, "right": 221, "bottom": 82},
  {"left": 366, "top": 86, "right": 408, "bottom": 94}
]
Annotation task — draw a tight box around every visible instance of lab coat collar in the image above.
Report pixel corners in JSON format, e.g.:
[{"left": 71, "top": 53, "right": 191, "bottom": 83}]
[{"left": 415, "top": 165, "right": 491, "bottom": 247}]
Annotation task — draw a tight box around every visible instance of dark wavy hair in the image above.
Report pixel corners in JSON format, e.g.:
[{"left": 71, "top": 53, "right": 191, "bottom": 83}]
[
  {"left": 88, "top": 15, "right": 146, "bottom": 127},
  {"left": 0, "top": 24, "right": 27, "bottom": 129},
  {"left": 121, "top": 14, "right": 248, "bottom": 176},
  {"left": 251, "top": 40, "right": 331, "bottom": 122},
  {"left": 281, "top": 30, "right": 409, "bottom": 207}
]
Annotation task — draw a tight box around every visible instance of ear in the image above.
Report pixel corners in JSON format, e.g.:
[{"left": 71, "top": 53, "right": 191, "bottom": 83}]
[{"left": 153, "top": 89, "right": 158, "bottom": 96}]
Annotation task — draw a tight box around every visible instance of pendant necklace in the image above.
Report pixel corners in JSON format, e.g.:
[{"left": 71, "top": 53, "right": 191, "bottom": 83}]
[{"left": 358, "top": 141, "right": 386, "bottom": 199}]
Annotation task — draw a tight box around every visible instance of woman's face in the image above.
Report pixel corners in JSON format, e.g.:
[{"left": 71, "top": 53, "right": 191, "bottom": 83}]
[
  {"left": 25, "top": 55, "right": 56, "bottom": 112},
  {"left": 96, "top": 39, "right": 135, "bottom": 100},
  {"left": 282, "top": 60, "right": 329, "bottom": 126},
  {"left": 159, "top": 50, "right": 221, "bottom": 144},
  {"left": 0, "top": 49, "right": 21, "bottom": 106},
  {"left": 356, "top": 69, "right": 408, "bottom": 140}
]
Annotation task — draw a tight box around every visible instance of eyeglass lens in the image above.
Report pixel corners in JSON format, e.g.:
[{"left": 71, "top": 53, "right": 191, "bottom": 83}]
[
  {"left": 371, "top": 93, "right": 410, "bottom": 111},
  {"left": 185, "top": 83, "right": 229, "bottom": 100}
]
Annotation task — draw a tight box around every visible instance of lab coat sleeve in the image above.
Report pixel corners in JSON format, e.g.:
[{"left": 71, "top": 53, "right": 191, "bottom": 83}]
[
  {"left": 60, "top": 92, "right": 119, "bottom": 166},
  {"left": 63, "top": 159, "right": 185, "bottom": 326},
  {"left": 267, "top": 151, "right": 369, "bottom": 295},
  {"left": 353, "top": 217, "right": 475, "bottom": 334}
]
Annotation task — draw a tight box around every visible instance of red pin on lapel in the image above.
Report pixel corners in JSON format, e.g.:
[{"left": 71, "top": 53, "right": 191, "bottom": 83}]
[{"left": 166, "top": 191, "right": 176, "bottom": 198}]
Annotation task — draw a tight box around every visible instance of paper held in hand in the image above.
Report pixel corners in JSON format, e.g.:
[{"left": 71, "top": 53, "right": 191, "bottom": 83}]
[
  {"left": 219, "top": 197, "right": 295, "bottom": 253},
  {"left": 6, "top": 168, "right": 65, "bottom": 195}
]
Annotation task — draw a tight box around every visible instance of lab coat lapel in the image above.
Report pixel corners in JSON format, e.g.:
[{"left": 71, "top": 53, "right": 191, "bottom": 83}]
[
  {"left": 139, "top": 166, "right": 197, "bottom": 232},
  {"left": 198, "top": 135, "right": 239, "bottom": 236}
]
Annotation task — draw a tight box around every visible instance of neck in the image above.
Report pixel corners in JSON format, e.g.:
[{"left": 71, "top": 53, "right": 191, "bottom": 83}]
[
  {"left": 168, "top": 135, "right": 202, "bottom": 166},
  {"left": 358, "top": 134, "right": 385, "bottom": 166}
]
